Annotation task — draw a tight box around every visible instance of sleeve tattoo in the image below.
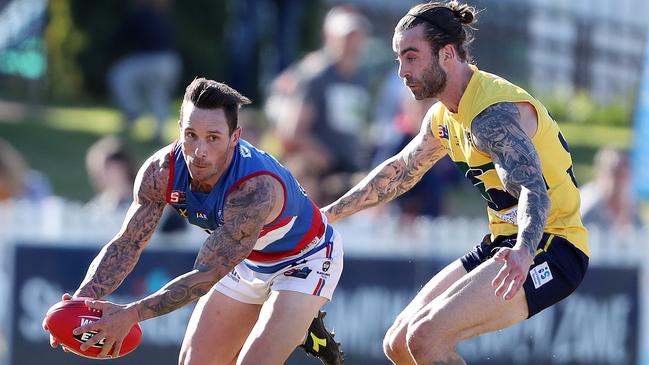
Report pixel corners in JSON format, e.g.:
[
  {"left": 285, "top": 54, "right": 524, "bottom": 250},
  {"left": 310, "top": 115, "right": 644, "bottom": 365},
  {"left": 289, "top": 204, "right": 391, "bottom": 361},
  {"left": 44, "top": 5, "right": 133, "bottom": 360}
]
[
  {"left": 324, "top": 112, "right": 447, "bottom": 222},
  {"left": 135, "top": 175, "right": 277, "bottom": 320},
  {"left": 470, "top": 102, "right": 551, "bottom": 256},
  {"left": 74, "top": 153, "right": 168, "bottom": 299}
]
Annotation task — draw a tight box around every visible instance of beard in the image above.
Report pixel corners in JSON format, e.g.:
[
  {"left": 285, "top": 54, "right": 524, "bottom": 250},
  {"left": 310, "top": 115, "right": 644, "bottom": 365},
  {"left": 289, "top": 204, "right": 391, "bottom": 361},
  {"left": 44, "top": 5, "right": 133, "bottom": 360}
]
[
  {"left": 185, "top": 138, "right": 235, "bottom": 192},
  {"left": 409, "top": 61, "right": 447, "bottom": 100}
]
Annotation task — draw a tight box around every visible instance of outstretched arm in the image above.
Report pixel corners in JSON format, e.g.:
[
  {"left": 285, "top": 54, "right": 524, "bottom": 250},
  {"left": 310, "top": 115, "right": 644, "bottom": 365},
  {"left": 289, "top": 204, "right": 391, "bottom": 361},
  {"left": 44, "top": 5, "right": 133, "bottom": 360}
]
[
  {"left": 322, "top": 107, "right": 447, "bottom": 223},
  {"left": 74, "top": 150, "right": 169, "bottom": 299},
  {"left": 71, "top": 174, "right": 278, "bottom": 357},
  {"left": 470, "top": 102, "right": 551, "bottom": 300},
  {"left": 132, "top": 174, "right": 278, "bottom": 320}
]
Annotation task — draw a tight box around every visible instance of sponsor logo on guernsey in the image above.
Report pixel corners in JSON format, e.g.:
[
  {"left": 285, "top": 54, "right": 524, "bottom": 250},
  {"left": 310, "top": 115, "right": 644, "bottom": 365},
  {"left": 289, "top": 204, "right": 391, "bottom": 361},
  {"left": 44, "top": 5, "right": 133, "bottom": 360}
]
[
  {"left": 530, "top": 261, "right": 553, "bottom": 289},
  {"left": 493, "top": 207, "right": 518, "bottom": 225},
  {"left": 465, "top": 130, "right": 473, "bottom": 145},
  {"left": 438, "top": 125, "right": 449, "bottom": 139},
  {"left": 216, "top": 209, "right": 224, "bottom": 225},
  {"left": 169, "top": 191, "right": 186, "bottom": 204},
  {"left": 196, "top": 211, "right": 207, "bottom": 220}
]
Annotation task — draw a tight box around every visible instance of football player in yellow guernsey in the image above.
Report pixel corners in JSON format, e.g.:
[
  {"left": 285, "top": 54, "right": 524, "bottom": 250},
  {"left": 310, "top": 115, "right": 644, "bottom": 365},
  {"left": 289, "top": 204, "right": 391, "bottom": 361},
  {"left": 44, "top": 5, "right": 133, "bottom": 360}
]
[{"left": 322, "top": 1, "right": 589, "bottom": 364}]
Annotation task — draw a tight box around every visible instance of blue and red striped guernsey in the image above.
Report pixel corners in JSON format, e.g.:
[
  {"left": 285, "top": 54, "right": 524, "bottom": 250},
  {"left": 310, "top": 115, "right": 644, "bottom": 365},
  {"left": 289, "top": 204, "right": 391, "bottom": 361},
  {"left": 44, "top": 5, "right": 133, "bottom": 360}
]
[{"left": 166, "top": 139, "right": 327, "bottom": 272}]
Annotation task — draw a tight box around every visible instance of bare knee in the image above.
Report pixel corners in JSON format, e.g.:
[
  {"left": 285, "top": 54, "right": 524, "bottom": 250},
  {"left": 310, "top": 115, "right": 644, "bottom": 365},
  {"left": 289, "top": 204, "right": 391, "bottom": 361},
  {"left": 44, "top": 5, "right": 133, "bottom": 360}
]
[
  {"left": 405, "top": 315, "right": 456, "bottom": 361},
  {"left": 383, "top": 321, "right": 411, "bottom": 363},
  {"left": 179, "top": 345, "right": 206, "bottom": 365},
  {"left": 178, "top": 344, "right": 217, "bottom": 365}
]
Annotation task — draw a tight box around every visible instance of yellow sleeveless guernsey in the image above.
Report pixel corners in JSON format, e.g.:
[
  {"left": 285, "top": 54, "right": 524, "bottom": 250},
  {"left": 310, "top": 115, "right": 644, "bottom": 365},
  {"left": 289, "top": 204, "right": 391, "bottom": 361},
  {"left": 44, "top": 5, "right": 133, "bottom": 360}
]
[{"left": 431, "top": 65, "right": 588, "bottom": 256}]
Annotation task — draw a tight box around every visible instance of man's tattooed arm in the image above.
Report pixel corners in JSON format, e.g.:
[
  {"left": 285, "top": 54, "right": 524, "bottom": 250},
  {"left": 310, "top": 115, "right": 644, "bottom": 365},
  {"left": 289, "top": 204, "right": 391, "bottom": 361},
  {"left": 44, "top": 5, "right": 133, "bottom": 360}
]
[
  {"left": 471, "top": 102, "right": 551, "bottom": 257},
  {"left": 322, "top": 107, "right": 448, "bottom": 223},
  {"left": 74, "top": 149, "right": 169, "bottom": 299},
  {"left": 133, "top": 174, "right": 277, "bottom": 320}
]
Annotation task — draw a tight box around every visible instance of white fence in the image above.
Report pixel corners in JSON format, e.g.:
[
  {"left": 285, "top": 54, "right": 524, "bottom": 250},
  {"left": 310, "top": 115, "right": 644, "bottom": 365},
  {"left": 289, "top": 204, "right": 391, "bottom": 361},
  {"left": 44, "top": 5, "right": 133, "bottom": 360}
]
[{"left": 2, "top": 198, "right": 646, "bottom": 262}]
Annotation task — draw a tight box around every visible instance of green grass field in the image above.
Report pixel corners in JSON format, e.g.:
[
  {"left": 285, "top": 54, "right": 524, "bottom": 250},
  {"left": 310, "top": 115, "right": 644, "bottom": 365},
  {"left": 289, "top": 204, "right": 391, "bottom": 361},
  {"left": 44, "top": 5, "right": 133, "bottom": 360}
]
[
  {"left": 0, "top": 104, "right": 174, "bottom": 200},
  {"left": 559, "top": 122, "right": 633, "bottom": 186},
  {"left": 0, "top": 103, "right": 634, "bottom": 203}
]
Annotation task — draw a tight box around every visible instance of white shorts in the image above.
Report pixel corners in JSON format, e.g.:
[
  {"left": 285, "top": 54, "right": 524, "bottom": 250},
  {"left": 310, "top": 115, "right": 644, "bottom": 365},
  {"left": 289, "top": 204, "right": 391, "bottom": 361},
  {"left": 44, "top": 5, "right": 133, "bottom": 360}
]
[{"left": 214, "top": 226, "right": 344, "bottom": 305}]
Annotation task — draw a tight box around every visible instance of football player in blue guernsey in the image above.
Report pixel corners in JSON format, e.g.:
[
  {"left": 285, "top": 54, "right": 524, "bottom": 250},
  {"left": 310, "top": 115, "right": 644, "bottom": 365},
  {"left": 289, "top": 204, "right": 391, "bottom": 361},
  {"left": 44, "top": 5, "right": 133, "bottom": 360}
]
[{"left": 43, "top": 78, "right": 344, "bottom": 364}]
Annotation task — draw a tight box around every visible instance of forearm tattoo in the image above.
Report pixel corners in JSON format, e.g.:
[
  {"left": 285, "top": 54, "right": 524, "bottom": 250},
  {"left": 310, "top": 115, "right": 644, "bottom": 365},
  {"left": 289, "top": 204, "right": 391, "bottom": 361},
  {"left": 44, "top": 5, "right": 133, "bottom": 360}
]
[
  {"left": 471, "top": 102, "right": 551, "bottom": 256},
  {"left": 136, "top": 175, "right": 276, "bottom": 320},
  {"left": 75, "top": 153, "right": 168, "bottom": 299},
  {"left": 325, "top": 119, "right": 446, "bottom": 222}
]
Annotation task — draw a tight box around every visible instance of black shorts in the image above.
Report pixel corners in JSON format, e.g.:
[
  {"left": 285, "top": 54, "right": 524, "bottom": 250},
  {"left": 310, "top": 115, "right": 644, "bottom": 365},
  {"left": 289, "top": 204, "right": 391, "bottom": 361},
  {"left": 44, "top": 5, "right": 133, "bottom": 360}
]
[{"left": 460, "top": 233, "right": 589, "bottom": 318}]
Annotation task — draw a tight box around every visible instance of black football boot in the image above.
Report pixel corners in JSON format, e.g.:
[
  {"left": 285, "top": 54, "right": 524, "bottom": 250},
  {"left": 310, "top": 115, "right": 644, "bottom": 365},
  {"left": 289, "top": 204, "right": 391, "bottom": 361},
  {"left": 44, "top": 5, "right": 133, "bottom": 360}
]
[{"left": 299, "top": 311, "right": 344, "bottom": 365}]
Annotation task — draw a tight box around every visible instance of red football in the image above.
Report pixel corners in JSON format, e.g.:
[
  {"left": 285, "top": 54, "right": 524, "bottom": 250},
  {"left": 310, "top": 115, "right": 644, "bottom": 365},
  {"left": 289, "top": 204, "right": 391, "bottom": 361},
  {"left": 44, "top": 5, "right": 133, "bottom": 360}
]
[{"left": 44, "top": 298, "right": 143, "bottom": 359}]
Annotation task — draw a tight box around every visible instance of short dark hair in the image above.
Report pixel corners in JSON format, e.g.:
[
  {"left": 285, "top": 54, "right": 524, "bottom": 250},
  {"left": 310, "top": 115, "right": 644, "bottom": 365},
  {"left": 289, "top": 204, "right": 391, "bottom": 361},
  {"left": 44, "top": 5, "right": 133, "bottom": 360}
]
[
  {"left": 180, "top": 78, "right": 252, "bottom": 134},
  {"left": 396, "top": 1, "right": 477, "bottom": 62}
]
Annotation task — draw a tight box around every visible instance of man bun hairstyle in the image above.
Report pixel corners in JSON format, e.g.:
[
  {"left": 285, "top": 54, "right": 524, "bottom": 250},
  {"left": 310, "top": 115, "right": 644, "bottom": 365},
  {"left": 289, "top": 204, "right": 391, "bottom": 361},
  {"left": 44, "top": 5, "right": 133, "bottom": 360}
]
[
  {"left": 181, "top": 77, "right": 252, "bottom": 134},
  {"left": 397, "top": 1, "right": 477, "bottom": 62},
  {"left": 453, "top": 4, "right": 474, "bottom": 24}
]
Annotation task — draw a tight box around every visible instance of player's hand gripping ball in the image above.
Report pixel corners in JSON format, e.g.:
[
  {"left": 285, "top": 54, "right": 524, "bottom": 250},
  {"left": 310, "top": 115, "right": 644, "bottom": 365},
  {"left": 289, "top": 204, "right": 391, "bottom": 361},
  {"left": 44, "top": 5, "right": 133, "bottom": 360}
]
[{"left": 44, "top": 298, "right": 142, "bottom": 359}]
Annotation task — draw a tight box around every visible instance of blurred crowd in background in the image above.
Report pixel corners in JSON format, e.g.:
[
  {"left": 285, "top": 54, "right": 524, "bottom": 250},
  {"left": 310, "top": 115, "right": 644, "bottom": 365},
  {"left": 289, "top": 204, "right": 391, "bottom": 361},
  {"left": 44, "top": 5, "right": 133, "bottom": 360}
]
[{"left": 0, "top": 0, "right": 647, "bottom": 240}]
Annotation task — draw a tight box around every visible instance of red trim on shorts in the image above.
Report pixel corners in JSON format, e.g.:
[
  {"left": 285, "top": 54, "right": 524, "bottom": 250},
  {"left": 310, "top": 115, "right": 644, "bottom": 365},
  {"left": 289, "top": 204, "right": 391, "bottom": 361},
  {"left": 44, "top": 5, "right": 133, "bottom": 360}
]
[
  {"left": 165, "top": 140, "right": 178, "bottom": 203},
  {"left": 247, "top": 201, "right": 325, "bottom": 262},
  {"left": 313, "top": 278, "right": 325, "bottom": 296}
]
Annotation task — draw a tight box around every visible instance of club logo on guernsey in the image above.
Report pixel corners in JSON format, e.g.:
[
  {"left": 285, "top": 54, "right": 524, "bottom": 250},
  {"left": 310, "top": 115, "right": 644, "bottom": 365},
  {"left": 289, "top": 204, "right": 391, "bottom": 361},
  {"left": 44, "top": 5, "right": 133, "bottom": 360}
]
[
  {"left": 240, "top": 145, "right": 251, "bottom": 158},
  {"left": 438, "top": 125, "right": 449, "bottom": 139}
]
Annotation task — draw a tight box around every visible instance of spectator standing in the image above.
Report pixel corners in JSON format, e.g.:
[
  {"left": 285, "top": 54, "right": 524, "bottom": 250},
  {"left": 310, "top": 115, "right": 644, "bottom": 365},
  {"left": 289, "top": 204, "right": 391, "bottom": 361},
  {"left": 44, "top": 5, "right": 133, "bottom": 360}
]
[
  {"left": 0, "top": 138, "right": 51, "bottom": 202},
  {"left": 268, "top": 5, "right": 372, "bottom": 204},
  {"left": 372, "top": 90, "right": 461, "bottom": 219},
  {"left": 107, "top": 0, "right": 182, "bottom": 145},
  {"left": 85, "top": 136, "right": 137, "bottom": 213},
  {"left": 85, "top": 136, "right": 186, "bottom": 233},
  {"left": 580, "top": 147, "right": 644, "bottom": 230}
]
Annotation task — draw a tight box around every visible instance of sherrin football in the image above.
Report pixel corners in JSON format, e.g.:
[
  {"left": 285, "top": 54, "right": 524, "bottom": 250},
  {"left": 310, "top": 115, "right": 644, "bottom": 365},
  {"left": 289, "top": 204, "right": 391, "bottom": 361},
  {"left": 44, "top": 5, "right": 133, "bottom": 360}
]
[{"left": 44, "top": 299, "right": 142, "bottom": 359}]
